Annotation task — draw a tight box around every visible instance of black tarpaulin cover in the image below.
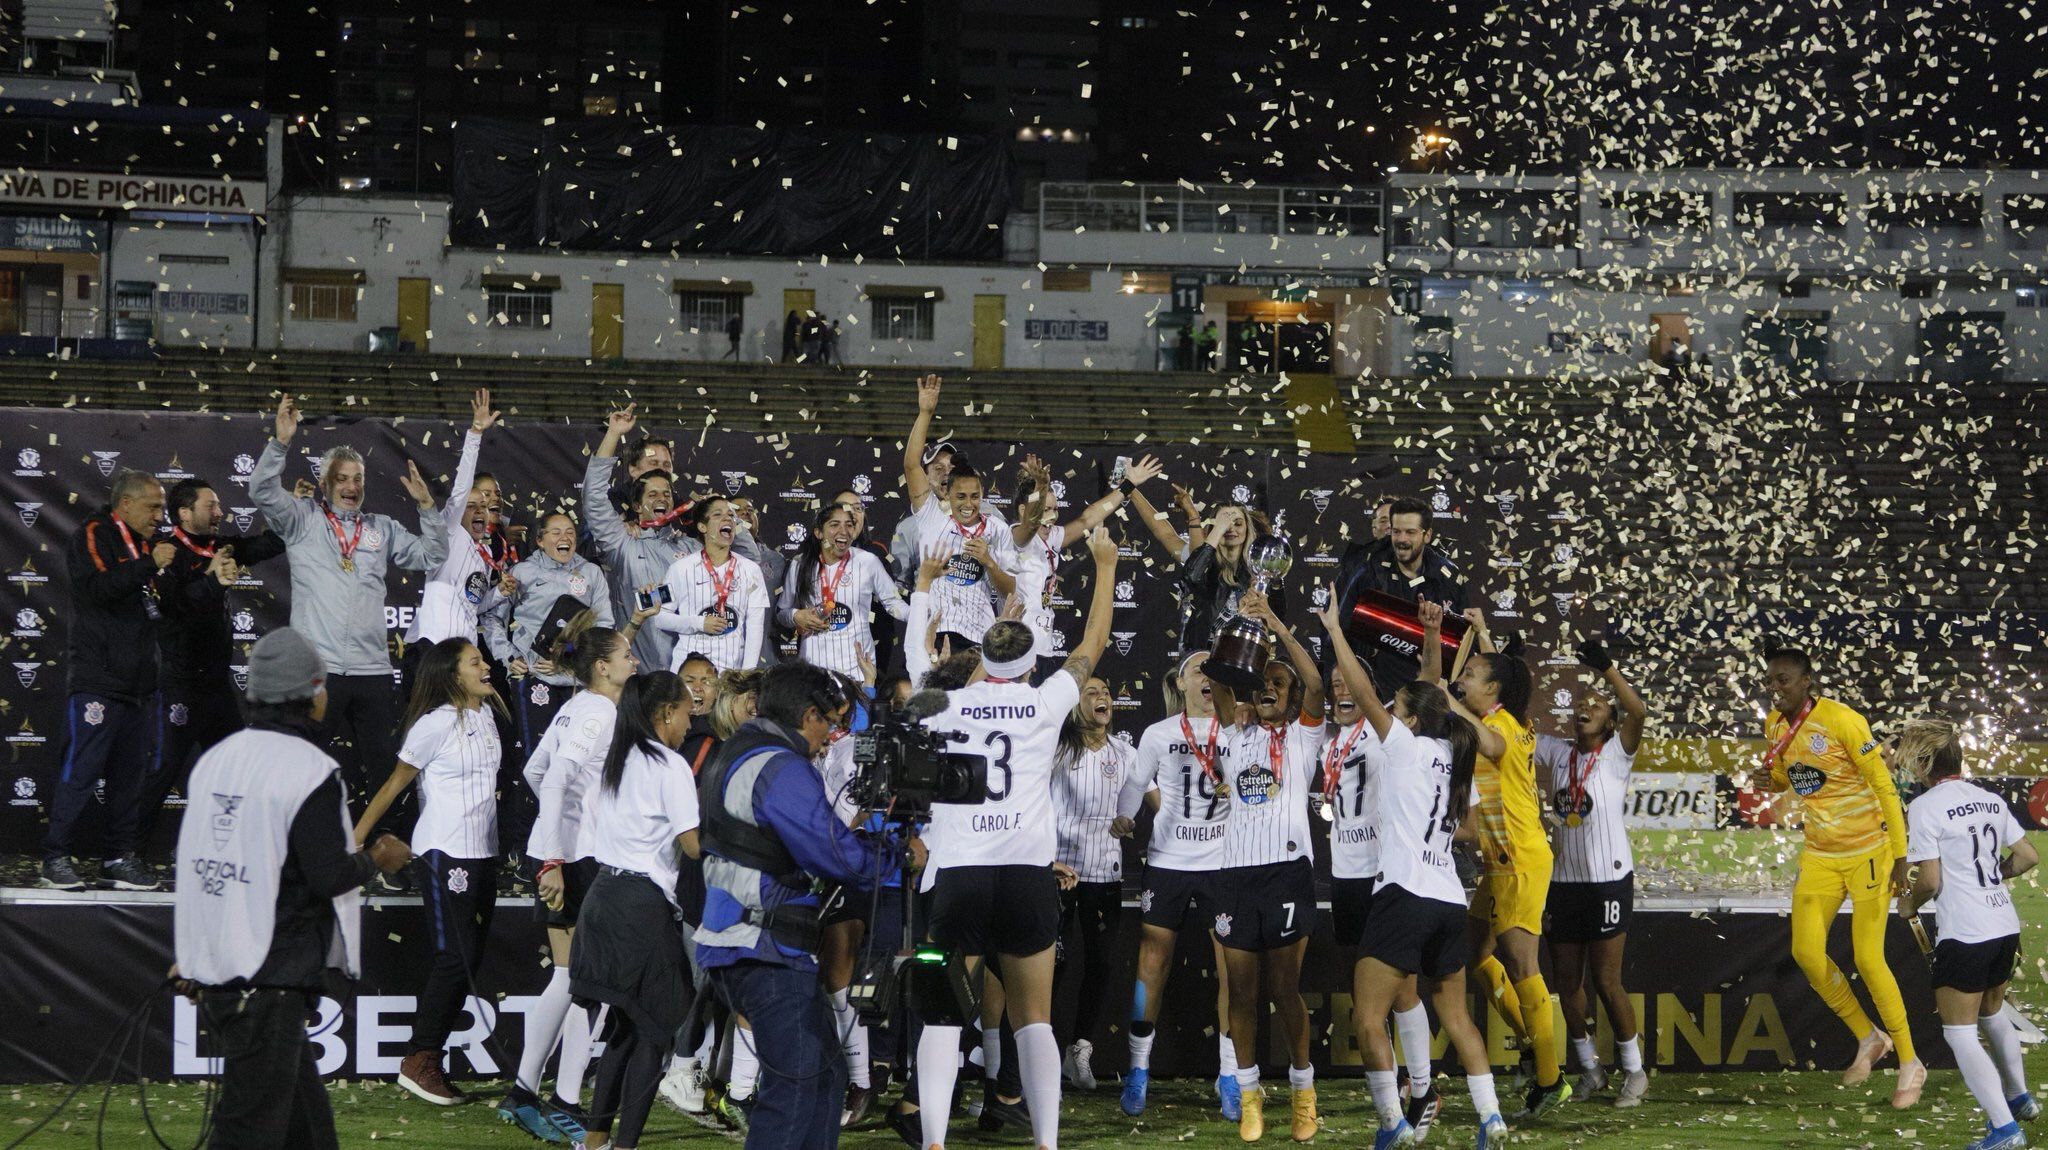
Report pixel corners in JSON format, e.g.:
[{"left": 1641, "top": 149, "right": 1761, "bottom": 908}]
[{"left": 451, "top": 119, "right": 1014, "bottom": 260}]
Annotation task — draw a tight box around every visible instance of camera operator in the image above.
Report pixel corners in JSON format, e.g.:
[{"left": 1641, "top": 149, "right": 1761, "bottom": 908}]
[
  {"left": 910, "top": 526, "right": 1121, "bottom": 1150},
  {"left": 172, "top": 628, "right": 413, "bottom": 1149},
  {"left": 1330, "top": 496, "right": 1468, "bottom": 697},
  {"left": 695, "top": 662, "right": 925, "bottom": 1148}
]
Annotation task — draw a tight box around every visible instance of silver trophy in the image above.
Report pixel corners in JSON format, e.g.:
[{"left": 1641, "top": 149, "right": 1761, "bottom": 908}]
[{"left": 1205, "top": 534, "right": 1294, "bottom": 694}]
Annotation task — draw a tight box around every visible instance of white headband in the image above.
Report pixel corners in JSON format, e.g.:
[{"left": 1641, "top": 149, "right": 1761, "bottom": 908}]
[{"left": 981, "top": 651, "right": 1038, "bottom": 681}]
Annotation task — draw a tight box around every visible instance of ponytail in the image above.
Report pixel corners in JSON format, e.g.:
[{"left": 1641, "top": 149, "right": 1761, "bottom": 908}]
[
  {"left": 1398, "top": 680, "right": 1478, "bottom": 822},
  {"left": 560, "top": 619, "right": 622, "bottom": 687},
  {"left": 1479, "top": 638, "right": 1533, "bottom": 726}
]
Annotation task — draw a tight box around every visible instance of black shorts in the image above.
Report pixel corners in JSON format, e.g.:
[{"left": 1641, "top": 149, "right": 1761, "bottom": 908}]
[
  {"left": 1548, "top": 876, "right": 1635, "bottom": 945},
  {"left": 1361, "top": 883, "right": 1468, "bottom": 978},
  {"left": 1139, "top": 864, "right": 1217, "bottom": 932},
  {"left": 532, "top": 856, "right": 599, "bottom": 927},
  {"left": 1330, "top": 875, "right": 1379, "bottom": 948},
  {"left": 1933, "top": 934, "right": 2021, "bottom": 994},
  {"left": 1214, "top": 858, "right": 1316, "bottom": 952},
  {"left": 929, "top": 864, "right": 1062, "bottom": 957}
]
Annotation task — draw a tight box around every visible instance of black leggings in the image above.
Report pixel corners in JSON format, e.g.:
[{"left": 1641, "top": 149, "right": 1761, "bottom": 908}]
[
  {"left": 411, "top": 852, "right": 497, "bottom": 1055},
  {"left": 1053, "top": 880, "right": 1123, "bottom": 1046},
  {"left": 589, "top": 1010, "right": 665, "bottom": 1146}
]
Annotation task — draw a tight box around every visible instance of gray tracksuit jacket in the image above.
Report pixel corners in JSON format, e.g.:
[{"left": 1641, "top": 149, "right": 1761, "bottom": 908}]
[
  {"left": 251, "top": 437, "right": 449, "bottom": 676},
  {"left": 481, "top": 550, "right": 614, "bottom": 687}
]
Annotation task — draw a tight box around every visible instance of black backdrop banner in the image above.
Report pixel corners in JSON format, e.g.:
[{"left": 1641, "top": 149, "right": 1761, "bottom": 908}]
[
  {"left": 0, "top": 407, "right": 1588, "bottom": 857},
  {"left": 0, "top": 899, "right": 1944, "bottom": 1082},
  {"left": 450, "top": 120, "right": 1016, "bottom": 259}
]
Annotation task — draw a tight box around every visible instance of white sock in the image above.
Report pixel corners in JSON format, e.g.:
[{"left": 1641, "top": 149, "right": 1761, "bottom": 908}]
[
  {"left": 517, "top": 967, "right": 574, "bottom": 1094},
  {"left": 1618, "top": 1035, "right": 1643, "bottom": 1073},
  {"left": 982, "top": 1027, "right": 1002, "bottom": 1083},
  {"left": 830, "top": 989, "right": 872, "bottom": 1089},
  {"left": 730, "top": 1023, "right": 761, "bottom": 1101},
  {"left": 1016, "top": 1023, "right": 1063, "bottom": 1150},
  {"left": 1468, "top": 1072, "right": 1500, "bottom": 1121},
  {"left": 556, "top": 1004, "right": 596, "bottom": 1105},
  {"left": 918, "top": 1025, "right": 964, "bottom": 1149},
  {"left": 1128, "top": 1030, "right": 1156, "bottom": 1071},
  {"left": 1219, "top": 1034, "right": 1237, "bottom": 1077},
  {"left": 1394, "top": 1004, "right": 1433, "bottom": 1086},
  {"left": 694, "top": 1027, "right": 716, "bottom": 1064},
  {"left": 1571, "top": 1036, "right": 1598, "bottom": 1071},
  {"left": 1950, "top": 1025, "right": 2017, "bottom": 1128},
  {"left": 1366, "top": 1069, "right": 1402, "bottom": 1129},
  {"left": 1981, "top": 1013, "right": 2028, "bottom": 1097},
  {"left": 1288, "top": 1063, "right": 1314, "bottom": 1092},
  {"left": 1234, "top": 1062, "right": 1260, "bottom": 1091}
]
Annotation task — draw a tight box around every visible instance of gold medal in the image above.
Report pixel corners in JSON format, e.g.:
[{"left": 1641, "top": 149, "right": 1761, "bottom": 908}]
[
  {"left": 340, "top": 556, "right": 355, "bottom": 573},
  {"left": 1565, "top": 813, "right": 1583, "bottom": 828}
]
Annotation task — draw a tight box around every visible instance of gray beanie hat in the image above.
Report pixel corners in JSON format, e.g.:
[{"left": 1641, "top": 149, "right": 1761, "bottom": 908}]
[{"left": 246, "top": 627, "right": 326, "bottom": 703}]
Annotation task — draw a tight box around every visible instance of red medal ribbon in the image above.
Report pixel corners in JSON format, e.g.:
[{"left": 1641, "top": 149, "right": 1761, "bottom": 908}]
[
  {"left": 818, "top": 553, "right": 850, "bottom": 612},
  {"left": 639, "top": 500, "right": 692, "bottom": 531},
  {"left": 703, "top": 551, "right": 738, "bottom": 616},
  {"left": 1565, "top": 737, "right": 1607, "bottom": 819},
  {"left": 1263, "top": 721, "right": 1288, "bottom": 784},
  {"left": 952, "top": 515, "right": 988, "bottom": 544},
  {"left": 490, "top": 525, "right": 520, "bottom": 567},
  {"left": 170, "top": 526, "right": 216, "bottom": 559},
  {"left": 1764, "top": 697, "right": 1817, "bottom": 772},
  {"left": 322, "top": 506, "right": 365, "bottom": 566},
  {"left": 1321, "top": 720, "right": 1366, "bottom": 803},
  {"left": 112, "top": 518, "right": 148, "bottom": 561},
  {"left": 1180, "top": 714, "right": 1223, "bottom": 786}
]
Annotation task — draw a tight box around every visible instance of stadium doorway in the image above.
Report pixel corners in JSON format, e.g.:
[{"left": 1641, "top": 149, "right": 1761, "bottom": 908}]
[
  {"left": 591, "top": 283, "right": 624, "bottom": 359},
  {"left": 397, "top": 277, "right": 431, "bottom": 351},
  {"left": 1224, "top": 299, "right": 1333, "bottom": 374},
  {"left": 973, "top": 294, "right": 1006, "bottom": 368}
]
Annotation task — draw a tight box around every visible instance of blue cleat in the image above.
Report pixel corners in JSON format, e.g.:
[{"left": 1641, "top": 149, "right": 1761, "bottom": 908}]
[
  {"left": 1477, "top": 1113, "right": 1511, "bottom": 1149},
  {"left": 1217, "top": 1071, "right": 1242, "bottom": 1121},
  {"left": 1969, "top": 1121, "right": 2027, "bottom": 1150},
  {"left": 495, "top": 1088, "right": 567, "bottom": 1144},
  {"left": 2015, "top": 1094, "right": 2042, "bottom": 1122},
  {"left": 1121, "top": 1067, "right": 1149, "bottom": 1117},
  {"left": 1374, "top": 1118, "right": 1417, "bottom": 1149}
]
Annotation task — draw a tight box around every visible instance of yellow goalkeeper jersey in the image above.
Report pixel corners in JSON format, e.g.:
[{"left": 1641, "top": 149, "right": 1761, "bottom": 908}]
[
  {"left": 1766, "top": 696, "right": 1907, "bottom": 859},
  {"left": 1475, "top": 707, "right": 1552, "bottom": 874}
]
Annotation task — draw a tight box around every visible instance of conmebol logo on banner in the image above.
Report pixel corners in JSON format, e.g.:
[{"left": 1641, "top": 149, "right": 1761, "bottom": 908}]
[
  {"left": 92, "top": 450, "right": 122, "bottom": 477},
  {"left": 12, "top": 608, "right": 43, "bottom": 638},
  {"left": 14, "top": 447, "right": 45, "bottom": 477},
  {"left": 14, "top": 502, "right": 40, "bottom": 527},
  {"left": 1113, "top": 579, "right": 1136, "bottom": 608},
  {"left": 851, "top": 474, "right": 872, "bottom": 497},
  {"left": 231, "top": 453, "right": 255, "bottom": 482}
]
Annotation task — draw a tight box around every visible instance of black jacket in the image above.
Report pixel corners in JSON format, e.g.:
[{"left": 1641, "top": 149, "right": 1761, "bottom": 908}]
[
  {"left": 1174, "top": 542, "right": 1290, "bottom": 654},
  {"left": 1332, "top": 536, "right": 1468, "bottom": 697},
  {"left": 156, "top": 530, "right": 287, "bottom": 689},
  {"left": 64, "top": 514, "right": 166, "bottom": 701},
  {"left": 247, "top": 715, "right": 378, "bottom": 990}
]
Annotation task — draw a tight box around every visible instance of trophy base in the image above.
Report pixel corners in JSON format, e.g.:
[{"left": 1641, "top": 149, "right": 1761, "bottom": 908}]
[{"left": 1206, "top": 619, "right": 1271, "bottom": 695}]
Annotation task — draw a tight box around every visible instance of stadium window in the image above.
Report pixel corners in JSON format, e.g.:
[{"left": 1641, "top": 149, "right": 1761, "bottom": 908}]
[
  {"left": 1041, "top": 269, "right": 1094, "bottom": 292},
  {"left": 678, "top": 290, "right": 744, "bottom": 333},
  {"left": 489, "top": 287, "right": 553, "bottom": 328},
  {"left": 2017, "top": 285, "right": 2048, "bottom": 308},
  {"left": 873, "top": 297, "right": 935, "bottom": 341},
  {"left": 288, "top": 282, "right": 359, "bottom": 323},
  {"left": 1500, "top": 280, "right": 1549, "bottom": 305}
]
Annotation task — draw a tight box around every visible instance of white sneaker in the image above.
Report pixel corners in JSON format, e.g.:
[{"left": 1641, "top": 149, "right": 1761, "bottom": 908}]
[
  {"left": 1063, "top": 1040, "right": 1098, "bottom": 1090},
  {"left": 658, "top": 1057, "right": 706, "bottom": 1114},
  {"left": 1614, "top": 1069, "right": 1649, "bottom": 1108}
]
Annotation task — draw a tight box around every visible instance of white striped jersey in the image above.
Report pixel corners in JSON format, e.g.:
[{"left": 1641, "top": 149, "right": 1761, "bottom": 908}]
[
  {"left": 654, "top": 550, "right": 769, "bottom": 671},
  {"left": 918, "top": 669, "right": 1081, "bottom": 879},
  {"left": 1222, "top": 718, "right": 1323, "bottom": 869},
  {"left": 406, "top": 429, "right": 489, "bottom": 646},
  {"left": 523, "top": 691, "right": 617, "bottom": 862},
  {"left": 398, "top": 702, "right": 502, "bottom": 859},
  {"left": 1371, "top": 720, "right": 1464, "bottom": 906},
  {"left": 820, "top": 731, "right": 861, "bottom": 828},
  {"left": 1119, "top": 715, "right": 1235, "bottom": 871},
  {"left": 1322, "top": 719, "right": 1390, "bottom": 880},
  {"left": 1533, "top": 733, "right": 1637, "bottom": 883},
  {"left": 1016, "top": 524, "right": 1066, "bottom": 648},
  {"left": 1907, "top": 778, "right": 2027, "bottom": 944},
  {"left": 1053, "top": 731, "right": 1136, "bottom": 883},
  {"left": 782, "top": 548, "right": 909, "bottom": 677},
  {"left": 911, "top": 498, "right": 1015, "bottom": 642}
]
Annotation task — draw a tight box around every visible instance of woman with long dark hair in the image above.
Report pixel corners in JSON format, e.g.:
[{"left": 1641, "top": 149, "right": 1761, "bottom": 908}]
[
  {"left": 1317, "top": 596, "right": 1504, "bottom": 1148},
  {"left": 496, "top": 622, "right": 638, "bottom": 1143},
  {"left": 353, "top": 638, "right": 505, "bottom": 1108},
  {"left": 781, "top": 501, "right": 907, "bottom": 677},
  {"left": 1049, "top": 675, "right": 1135, "bottom": 1091},
  {"left": 652, "top": 495, "right": 770, "bottom": 673},
  {"left": 572, "top": 671, "right": 702, "bottom": 1150}
]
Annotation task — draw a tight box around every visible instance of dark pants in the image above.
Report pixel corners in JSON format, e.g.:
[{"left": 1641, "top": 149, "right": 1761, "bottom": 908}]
[
  {"left": 202, "top": 988, "right": 338, "bottom": 1150},
  {"left": 716, "top": 961, "right": 847, "bottom": 1150},
  {"left": 411, "top": 851, "right": 498, "bottom": 1056},
  {"left": 42, "top": 692, "right": 152, "bottom": 861},
  {"left": 1053, "top": 880, "right": 1123, "bottom": 1048},
  {"left": 140, "top": 681, "right": 242, "bottom": 855},
  {"left": 589, "top": 1007, "right": 666, "bottom": 1145},
  {"left": 322, "top": 673, "right": 399, "bottom": 816}
]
